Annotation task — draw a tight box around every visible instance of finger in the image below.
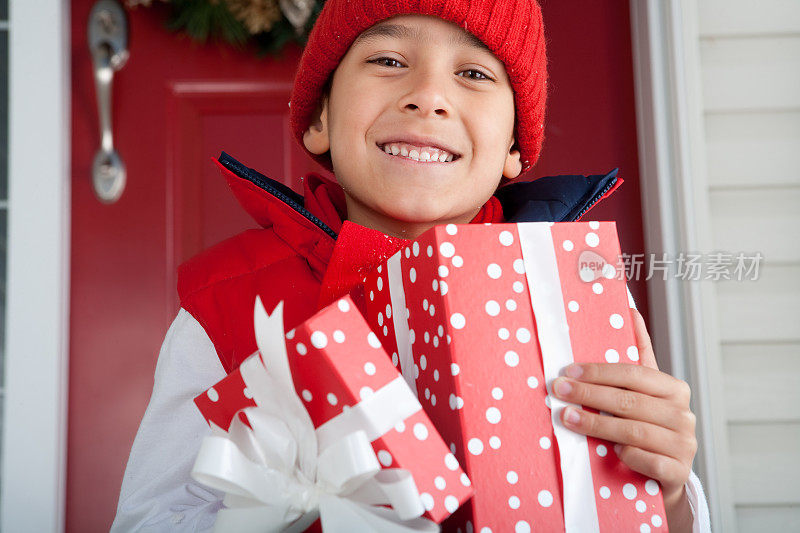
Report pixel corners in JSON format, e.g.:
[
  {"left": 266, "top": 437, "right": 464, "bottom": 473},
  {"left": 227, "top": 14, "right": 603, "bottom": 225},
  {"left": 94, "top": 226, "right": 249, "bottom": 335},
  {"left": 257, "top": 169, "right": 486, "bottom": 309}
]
[
  {"left": 565, "top": 362, "right": 690, "bottom": 403},
  {"left": 631, "top": 308, "right": 658, "bottom": 370},
  {"left": 552, "top": 377, "right": 693, "bottom": 432},
  {"left": 614, "top": 444, "right": 691, "bottom": 498},
  {"left": 561, "top": 406, "right": 690, "bottom": 461}
]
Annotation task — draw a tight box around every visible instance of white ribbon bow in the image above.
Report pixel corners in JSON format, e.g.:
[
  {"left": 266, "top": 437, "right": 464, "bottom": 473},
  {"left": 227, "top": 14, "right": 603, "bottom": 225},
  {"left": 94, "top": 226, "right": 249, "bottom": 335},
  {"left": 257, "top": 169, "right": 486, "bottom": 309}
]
[{"left": 191, "top": 298, "right": 440, "bottom": 533}]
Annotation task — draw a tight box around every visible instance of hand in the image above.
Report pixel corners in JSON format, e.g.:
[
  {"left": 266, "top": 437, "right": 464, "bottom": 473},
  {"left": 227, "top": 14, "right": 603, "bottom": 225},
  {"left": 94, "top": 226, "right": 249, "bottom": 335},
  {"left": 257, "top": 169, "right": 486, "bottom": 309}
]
[{"left": 551, "top": 308, "right": 696, "bottom": 532}]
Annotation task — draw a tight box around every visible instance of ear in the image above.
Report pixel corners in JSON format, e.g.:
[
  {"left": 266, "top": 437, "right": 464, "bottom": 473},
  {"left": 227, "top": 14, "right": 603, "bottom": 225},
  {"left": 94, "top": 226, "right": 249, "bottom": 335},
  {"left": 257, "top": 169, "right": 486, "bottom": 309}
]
[
  {"left": 502, "top": 139, "right": 523, "bottom": 179},
  {"left": 303, "top": 97, "right": 331, "bottom": 155}
]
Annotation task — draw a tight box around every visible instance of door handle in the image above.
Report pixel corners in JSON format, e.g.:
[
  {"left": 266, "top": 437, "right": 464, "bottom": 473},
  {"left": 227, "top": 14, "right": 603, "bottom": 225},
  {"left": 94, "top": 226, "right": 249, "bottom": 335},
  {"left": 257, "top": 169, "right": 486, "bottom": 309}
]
[{"left": 88, "top": 0, "right": 129, "bottom": 204}]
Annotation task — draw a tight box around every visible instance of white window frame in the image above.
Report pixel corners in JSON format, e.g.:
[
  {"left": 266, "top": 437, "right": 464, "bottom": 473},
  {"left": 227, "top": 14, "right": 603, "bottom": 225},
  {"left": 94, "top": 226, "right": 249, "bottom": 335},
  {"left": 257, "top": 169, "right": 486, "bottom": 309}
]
[
  {"left": 1, "top": 0, "right": 70, "bottom": 532},
  {"left": 629, "top": 0, "right": 735, "bottom": 530}
]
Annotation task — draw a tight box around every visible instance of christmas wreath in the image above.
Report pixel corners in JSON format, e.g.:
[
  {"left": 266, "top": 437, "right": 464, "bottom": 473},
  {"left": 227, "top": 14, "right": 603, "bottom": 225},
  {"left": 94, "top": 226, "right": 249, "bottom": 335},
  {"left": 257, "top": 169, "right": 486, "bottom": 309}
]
[{"left": 127, "top": 0, "right": 325, "bottom": 55}]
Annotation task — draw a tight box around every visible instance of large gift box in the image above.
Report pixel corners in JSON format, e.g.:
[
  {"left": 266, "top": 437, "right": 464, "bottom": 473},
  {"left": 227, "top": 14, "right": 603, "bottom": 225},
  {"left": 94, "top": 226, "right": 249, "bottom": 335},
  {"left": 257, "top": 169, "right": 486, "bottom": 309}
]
[
  {"left": 192, "top": 295, "right": 473, "bottom": 531},
  {"left": 363, "top": 222, "right": 668, "bottom": 532}
]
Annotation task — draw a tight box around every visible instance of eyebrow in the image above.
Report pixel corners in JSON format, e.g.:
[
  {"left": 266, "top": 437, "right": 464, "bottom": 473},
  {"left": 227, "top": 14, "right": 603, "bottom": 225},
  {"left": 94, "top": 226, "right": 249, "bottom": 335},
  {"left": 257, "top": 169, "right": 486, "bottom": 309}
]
[{"left": 354, "top": 22, "right": 492, "bottom": 54}]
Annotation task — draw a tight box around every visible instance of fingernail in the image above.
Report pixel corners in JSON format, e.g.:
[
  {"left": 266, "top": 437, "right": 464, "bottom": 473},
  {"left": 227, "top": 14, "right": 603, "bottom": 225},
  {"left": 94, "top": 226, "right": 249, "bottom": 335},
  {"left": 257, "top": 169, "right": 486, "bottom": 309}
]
[
  {"left": 564, "top": 406, "right": 581, "bottom": 425},
  {"left": 614, "top": 444, "right": 622, "bottom": 456},
  {"left": 565, "top": 364, "right": 583, "bottom": 378},
  {"left": 554, "top": 378, "right": 572, "bottom": 397}
]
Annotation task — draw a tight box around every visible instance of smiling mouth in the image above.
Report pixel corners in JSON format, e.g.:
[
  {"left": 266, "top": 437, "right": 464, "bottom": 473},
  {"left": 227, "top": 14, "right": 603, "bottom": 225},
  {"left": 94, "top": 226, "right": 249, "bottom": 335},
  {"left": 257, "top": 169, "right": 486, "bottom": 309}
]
[{"left": 377, "top": 142, "right": 461, "bottom": 163}]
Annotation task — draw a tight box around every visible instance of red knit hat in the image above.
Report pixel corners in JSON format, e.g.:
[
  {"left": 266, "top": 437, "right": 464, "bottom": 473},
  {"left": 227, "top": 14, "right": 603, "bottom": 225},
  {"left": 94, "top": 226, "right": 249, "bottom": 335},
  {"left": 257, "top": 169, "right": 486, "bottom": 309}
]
[{"left": 289, "top": 0, "right": 547, "bottom": 174}]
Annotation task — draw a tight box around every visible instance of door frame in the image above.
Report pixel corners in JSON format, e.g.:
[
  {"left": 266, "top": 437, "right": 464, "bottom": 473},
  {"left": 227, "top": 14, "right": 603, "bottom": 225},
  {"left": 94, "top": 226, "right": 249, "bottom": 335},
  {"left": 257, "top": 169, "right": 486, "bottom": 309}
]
[
  {"left": 1, "top": 0, "right": 70, "bottom": 531},
  {"left": 629, "top": 0, "right": 733, "bottom": 529}
]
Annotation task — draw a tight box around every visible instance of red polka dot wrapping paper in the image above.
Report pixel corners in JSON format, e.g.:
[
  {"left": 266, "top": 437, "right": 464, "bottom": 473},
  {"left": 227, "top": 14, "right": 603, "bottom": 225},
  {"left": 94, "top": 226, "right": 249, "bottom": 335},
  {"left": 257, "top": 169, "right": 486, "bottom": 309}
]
[
  {"left": 194, "top": 295, "right": 473, "bottom": 524},
  {"left": 363, "top": 222, "right": 668, "bottom": 533}
]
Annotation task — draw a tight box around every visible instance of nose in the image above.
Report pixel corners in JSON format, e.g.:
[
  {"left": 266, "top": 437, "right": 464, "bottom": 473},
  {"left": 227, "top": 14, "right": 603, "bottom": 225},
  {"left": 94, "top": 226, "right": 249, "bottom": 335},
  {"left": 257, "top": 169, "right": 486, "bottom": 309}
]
[{"left": 397, "top": 67, "right": 451, "bottom": 118}]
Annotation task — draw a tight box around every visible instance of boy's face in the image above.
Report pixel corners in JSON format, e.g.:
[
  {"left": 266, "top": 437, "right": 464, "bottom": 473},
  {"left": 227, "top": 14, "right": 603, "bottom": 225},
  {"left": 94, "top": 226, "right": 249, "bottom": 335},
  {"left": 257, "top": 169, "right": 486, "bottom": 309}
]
[{"left": 304, "top": 14, "right": 522, "bottom": 238}]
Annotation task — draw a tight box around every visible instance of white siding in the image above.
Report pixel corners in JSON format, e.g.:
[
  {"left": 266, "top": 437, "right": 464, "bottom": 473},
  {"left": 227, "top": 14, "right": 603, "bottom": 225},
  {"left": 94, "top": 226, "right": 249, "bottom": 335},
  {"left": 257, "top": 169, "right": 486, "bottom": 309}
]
[{"left": 695, "top": 1, "right": 800, "bottom": 530}]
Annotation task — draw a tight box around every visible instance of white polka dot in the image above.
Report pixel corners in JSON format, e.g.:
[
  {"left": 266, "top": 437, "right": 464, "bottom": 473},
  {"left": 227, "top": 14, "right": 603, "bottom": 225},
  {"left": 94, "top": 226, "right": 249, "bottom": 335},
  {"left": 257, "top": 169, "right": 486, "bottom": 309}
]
[
  {"left": 377, "top": 277, "right": 383, "bottom": 291},
  {"left": 286, "top": 329, "right": 295, "bottom": 339},
  {"left": 487, "top": 263, "right": 502, "bottom": 279},
  {"left": 513, "top": 258, "right": 525, "bottom": 274},
  {"left": 301, "top": 389, "right": 312, "bottom": 402},
  {"left": 505, "top": 299, "right": 517, "bottom": 311},
  {"left": 404, "top": 248, "right": 411, "bottom": 258},
  {"left": 432, "top": 279, "right": 438, "bottom": 291},
  {"left": 440, "top": 242, "right": 455, "bottom": 257},
  {"left": 516, "top": 328, "right": 531, "bottom": 343},
  {"left": 424, "top": 388, "right": 430, "bottom": 400},
  {"left": 568, "top": 300, "right": 580, "bottom": 312},
  {"left": 602, "top": 263, "right": 616, "bottom": 279},
  {"left": 395, "top": 420, "right": 405, "bottom": 432},
  {"left": 460, "top": 473, "right": 471, "bottom": 486},
  {"left": 504, "top": 350, "right": 519, "bottom": 367},
  {"left": 327, "top": 393, "right": 338, "bottom": 405},
  {"left": 589, "top": 221, "right": 600, "bottom": 230},
  {"left": 508, "top": 496, "right": 520, "bottom": 509},
  {"left": 430, "top": 392, "right": 437, "bottom": 406},
  {"left": 507, "top": 470, "right": 519, "bottom": 484},
  {"left": 527, "top": 376, "right": 539, "bottom": 389},
  {"left": 243, "top": 387, "right": 253, "bottom": 399},
  {"left": 359, "top": 386, "right": 373, "bottom": 400},
  {"left": 451, "top": 363, "right": 460, "bottom": 376},
  {"left": 545, "top": 395, "right": 552, "bottom": 408},
  {"left": 486, "top": 407, "right": 501, "bottom": 424},
  {"left": 437, "top": 325, "right": 444, "bottom": 337},
  {"left": 444, "top": 495, "right": 459, "bottom": 513},
  {"left": 513, "top": 281, "right": 524, "bottom": 293},
  {"left": 605, "top": 349, "right": 620, "bottom": 363},
  {"left": 610, "top": 313, "right": 624, "bottom": 329},
  {"left": 456, "top": 396, "right": 464, "bottom": 409},
  {"left": 378, "top": 450, "right": 393, "bottom": 466},
  {"left": 409, "top": 330, "right": 415, "bottom": 344},
  {"left": 207, "top": 388, "right": 219, "bottom": 402},
  {"left": 440, "top": 281, "right": 448, "bottom": 295},
  {"left": 367, "top": 331, "right": 381, "bottom": 348},
  {"left": 420, "top": 492, "right": 434, "bottom": 511},
  {"left": 538, "top": 490, "right": 553, "bottom": 507},
  {"left": 296, "top": 343, "right": 307, "bottom": 355},
  {"left": 433, "top": 336, "right": 439, "bottom": 347},
  {"left": 579, "top": 267, "right": 595, "bottom": 282},
  {"left": 651, "top": 515, "right": 663, "bottom": 527},
  {"left": 378, "top": 312, "right": 384, "bottom": 326},
  {"left": 383, "top": 324, "right": 388, "bottom": 336},
  {"left": 446, "top": 224, "right": 458, "bottom": 235},
  {"left": 480, "top": 528, "right": 492, "bottom": 533},
  {"left": 438, "top": 265, "right": 449, "bottom": 278},
  {"left": 434, "top": 476, "right": 446, "bottom": 490},
  {"left": 498, "top": 328, "right": 510, "bottom": 340},
  {"left": 592, "top": 282, "right": 604, "bottom": 294},
  {"left": 627, "top": 345, "right": 640, "bottom": 361},
  {"left": 485, "top": 300, "right": 500, "bottom": 316},
  {"left": 492, "top": 387, "right": 503, "bottom": 400},
  {"left": 385, "top": 304, "right": 392, "bottom": 319},
  {"left": 413, "top": 423, "right": 429, "bottom": 440},
  {"left": 563, "top": 240, "right": 574, "bottom": 251},
  {"left": 636, "top": 500, "right": 647, "bottom": 513},
  {"left": 412, "top": 242, "right": 419, "bottom": 257},
  {"left": 623, "top": 483, "right": 637, "bottom": 500},
  {"left": 337, "top": 299, "right": 350, "bottom": 312},
  {"left": 333, "top": 330, "right": 345, "bottom": 343},
  {"left": 444, "top": 453, "right": 459, "bottom": 471},
  {"left": 423, "top": 330, "right": 430, "bottom": 343},
  {"left": 452, "top": 255, "right": 464, "bottom": 268},
  {"left": 450, "top": 313, "right": 466, "bottom": 329},
  {"left": 599, "top": 486, "right": 611, "bottom": 499},
  {"left": 391, "top": 352, "right": 399, "bottom": 366},
  {"left": 640, "top": 524, "right": 651, "bottom": 533},
  {"left": 515, "top": 521, "right": 531, "bottom": 533},
  {"left": 433, "top": 369, "right": 439, "bottom": 381},
  {"left": 409, "top": 268, "right": 417, "bottom": 283},
  {"left": 586, "top": 232, "right": 600, "bottom": 247},
  {"left": 427, "top": 245, "right": 433, "bottom": 257},
  {"left": 489, "top": 436, "right": 501, "bottom": 449},
  {"left": 596, "top": 444, "right": 608, "bottom": 457},
  {"left": 468, "top": 438, "right": 484, "bottom": 455},
  {"left": 499, "top": 231, "right": 514, "bottom": 246},
  {"left": 539, "top": 436, "right": 551, "bottom": 449},
  {"left": 645, "top": 479, "right": 660, "bottom": 495}
]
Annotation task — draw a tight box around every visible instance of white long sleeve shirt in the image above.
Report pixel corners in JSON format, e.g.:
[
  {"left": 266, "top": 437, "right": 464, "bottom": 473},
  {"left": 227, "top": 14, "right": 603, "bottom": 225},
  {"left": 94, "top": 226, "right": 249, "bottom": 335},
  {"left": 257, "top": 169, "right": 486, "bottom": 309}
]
[{"left": 111, "top": 309, "right": 712, "bottom": 532}]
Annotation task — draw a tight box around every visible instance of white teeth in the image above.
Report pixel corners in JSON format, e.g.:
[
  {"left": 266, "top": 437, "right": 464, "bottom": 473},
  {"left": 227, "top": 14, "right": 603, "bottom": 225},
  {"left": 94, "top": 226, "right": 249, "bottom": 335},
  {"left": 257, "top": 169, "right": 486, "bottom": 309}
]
[{"left": 381, "top": 142, "right": 456, "bottom": 163}]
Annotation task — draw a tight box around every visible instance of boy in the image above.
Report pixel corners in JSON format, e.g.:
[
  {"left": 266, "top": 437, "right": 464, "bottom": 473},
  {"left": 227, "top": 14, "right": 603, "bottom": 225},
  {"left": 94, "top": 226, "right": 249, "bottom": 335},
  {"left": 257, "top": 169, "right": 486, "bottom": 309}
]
[{"left": 112, "top": 1, "right": 710, "bottom": 531}]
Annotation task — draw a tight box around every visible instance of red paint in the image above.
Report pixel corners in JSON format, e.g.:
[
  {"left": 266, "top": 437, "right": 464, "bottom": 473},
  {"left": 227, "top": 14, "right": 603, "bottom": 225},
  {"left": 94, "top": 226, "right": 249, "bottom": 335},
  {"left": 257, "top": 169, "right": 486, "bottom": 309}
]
[{"left": 68, "top": 1, "right": 646, "bottom": 530}]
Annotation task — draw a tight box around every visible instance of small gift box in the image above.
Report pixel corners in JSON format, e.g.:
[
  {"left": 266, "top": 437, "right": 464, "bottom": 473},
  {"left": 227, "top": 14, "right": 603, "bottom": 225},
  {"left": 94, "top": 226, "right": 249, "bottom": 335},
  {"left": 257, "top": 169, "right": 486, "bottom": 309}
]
[
  {"left": 192, "top": 295, "right": 473, "bottom": 531},
  {"left": 363, "top": 222, "right": 668, "bottom": 532}
]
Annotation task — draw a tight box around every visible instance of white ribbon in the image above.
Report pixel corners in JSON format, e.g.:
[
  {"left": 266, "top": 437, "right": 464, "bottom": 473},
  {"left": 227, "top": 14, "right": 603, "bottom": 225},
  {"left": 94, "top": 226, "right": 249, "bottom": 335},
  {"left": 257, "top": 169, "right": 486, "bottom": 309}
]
[{"left": 191, "top": 298, "right": 439, "bottom": 533}]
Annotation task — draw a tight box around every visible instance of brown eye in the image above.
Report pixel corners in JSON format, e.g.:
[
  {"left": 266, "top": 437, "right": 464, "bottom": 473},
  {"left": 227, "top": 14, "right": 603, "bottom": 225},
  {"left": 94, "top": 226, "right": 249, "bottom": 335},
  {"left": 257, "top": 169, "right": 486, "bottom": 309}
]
[
  {"left": 460, "top": 69, "right": 492, "bottom": 81},
  {"left": 368, "top": 57, "right": 405, "bottom": 68}
]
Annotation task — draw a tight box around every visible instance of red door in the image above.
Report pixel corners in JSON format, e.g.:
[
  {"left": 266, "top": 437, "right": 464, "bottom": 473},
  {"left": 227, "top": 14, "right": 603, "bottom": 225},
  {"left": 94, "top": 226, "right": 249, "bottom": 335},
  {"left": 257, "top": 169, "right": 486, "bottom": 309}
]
[{"left": 69, "top": 1, "right": 647, "bottom": 531}]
